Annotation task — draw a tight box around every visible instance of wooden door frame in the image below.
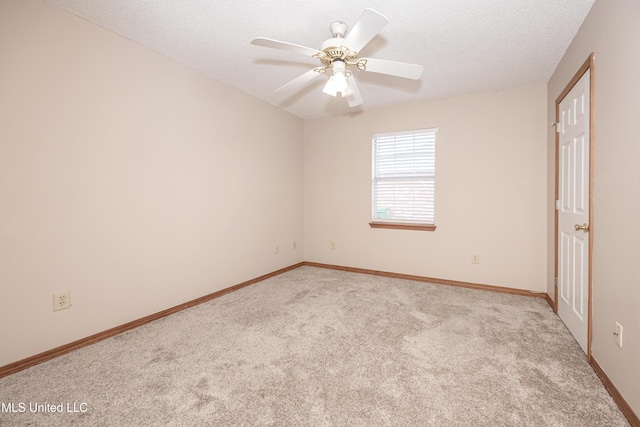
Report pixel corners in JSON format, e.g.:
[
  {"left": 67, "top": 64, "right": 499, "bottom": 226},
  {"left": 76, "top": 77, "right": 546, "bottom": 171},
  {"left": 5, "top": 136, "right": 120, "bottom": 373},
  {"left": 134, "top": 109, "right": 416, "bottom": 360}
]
[{"left": 554, "top": 53, "right": 595, "bottom": 361}]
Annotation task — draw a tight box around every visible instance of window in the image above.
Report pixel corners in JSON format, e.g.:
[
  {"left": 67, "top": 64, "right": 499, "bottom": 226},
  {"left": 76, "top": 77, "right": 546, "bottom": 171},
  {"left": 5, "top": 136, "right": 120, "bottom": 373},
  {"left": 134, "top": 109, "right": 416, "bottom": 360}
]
[{"left": 370, "top": 128, "right": 437, "bottom": 231}]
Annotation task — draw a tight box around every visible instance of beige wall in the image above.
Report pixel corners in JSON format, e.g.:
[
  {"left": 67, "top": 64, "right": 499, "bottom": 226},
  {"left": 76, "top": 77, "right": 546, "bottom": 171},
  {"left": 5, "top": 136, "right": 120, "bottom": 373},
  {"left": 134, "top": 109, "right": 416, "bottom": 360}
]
[
  {"left": 0, "top": 0, "right": 304, "bottom": 366},
  {"left": 304, "top": 85, "right": 548, "bottom": 291},
  {"left": 547, "top": 0, "right": 640, "bottom": 414}
]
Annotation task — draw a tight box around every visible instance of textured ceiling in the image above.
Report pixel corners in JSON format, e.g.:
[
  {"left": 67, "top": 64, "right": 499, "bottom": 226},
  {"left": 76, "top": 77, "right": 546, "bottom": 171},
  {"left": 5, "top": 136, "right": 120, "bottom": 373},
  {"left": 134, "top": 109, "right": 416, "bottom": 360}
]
[{"left": 46, "top": 0, "right": 594, "bottom": 120}]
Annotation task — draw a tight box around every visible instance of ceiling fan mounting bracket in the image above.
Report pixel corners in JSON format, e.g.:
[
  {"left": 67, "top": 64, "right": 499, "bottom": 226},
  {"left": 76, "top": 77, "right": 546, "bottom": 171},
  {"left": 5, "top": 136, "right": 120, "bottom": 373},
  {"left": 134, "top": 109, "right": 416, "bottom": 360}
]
[{"left": 329, "top": 21, "right": 348, "bottom": 38}]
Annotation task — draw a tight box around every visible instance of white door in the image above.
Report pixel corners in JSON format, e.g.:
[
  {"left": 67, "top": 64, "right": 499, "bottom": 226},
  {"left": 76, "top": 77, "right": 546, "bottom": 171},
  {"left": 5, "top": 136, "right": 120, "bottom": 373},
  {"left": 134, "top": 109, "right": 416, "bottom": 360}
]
[{"left": 557, "top": 69, "right": 590, "bottom": 354}]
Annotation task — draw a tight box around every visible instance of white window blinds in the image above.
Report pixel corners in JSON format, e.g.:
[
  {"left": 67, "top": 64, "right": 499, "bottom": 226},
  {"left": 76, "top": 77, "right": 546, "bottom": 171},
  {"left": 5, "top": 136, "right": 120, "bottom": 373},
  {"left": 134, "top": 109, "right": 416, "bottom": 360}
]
[{"left": 371, "top": 128, "right": 437, "bottom": 225}]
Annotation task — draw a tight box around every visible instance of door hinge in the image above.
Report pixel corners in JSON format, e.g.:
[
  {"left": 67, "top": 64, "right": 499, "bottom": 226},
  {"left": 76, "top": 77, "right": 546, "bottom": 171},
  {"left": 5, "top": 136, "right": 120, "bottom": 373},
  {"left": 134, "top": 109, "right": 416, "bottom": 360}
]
[
  {"left": 555, "top": 200, "right": 560, "bottom": 210},
  {"left": 551, "top": 122, "right": 561, "bottom": 133},
  {"left": 555, "top": 277, "right": 558, "bottom": 286}
]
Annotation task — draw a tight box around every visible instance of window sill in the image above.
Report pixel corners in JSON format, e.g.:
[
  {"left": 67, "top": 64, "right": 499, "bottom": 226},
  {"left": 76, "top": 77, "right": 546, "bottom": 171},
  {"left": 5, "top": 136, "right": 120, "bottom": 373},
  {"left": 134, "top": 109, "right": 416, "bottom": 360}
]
[{"left": 369, "top": 222, "right": 437, "bottom": 231}]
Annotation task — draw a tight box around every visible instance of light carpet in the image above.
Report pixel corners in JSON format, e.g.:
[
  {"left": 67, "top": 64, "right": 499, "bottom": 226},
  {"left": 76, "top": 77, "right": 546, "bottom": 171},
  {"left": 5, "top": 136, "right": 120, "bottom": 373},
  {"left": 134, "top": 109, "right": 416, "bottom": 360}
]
[{"left": 0, "top": 266, "right": 629, "bottom": 426}]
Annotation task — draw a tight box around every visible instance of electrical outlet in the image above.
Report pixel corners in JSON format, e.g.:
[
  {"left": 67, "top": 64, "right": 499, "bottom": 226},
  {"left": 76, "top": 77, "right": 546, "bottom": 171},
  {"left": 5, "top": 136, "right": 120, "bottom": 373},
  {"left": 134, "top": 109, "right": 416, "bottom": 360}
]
[
  {"left": 615, "top": 322, "right": 623, "bottom": 348},
  {"left": 330, "top": 241, "right": 336, "bottom": 250},
  {"left": 472, "top": 254, "right": 480, "bottom": 264},
  {"left": 53, "top": 291, "right": 71, "bottom": 311},
  {"left": 274, "top": 245, "right": 279, "bottom": 254}
]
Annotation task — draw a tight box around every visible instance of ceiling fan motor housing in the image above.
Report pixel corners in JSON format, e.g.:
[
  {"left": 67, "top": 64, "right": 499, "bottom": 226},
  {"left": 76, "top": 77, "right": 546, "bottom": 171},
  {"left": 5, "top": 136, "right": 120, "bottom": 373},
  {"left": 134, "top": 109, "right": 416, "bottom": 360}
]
[{"left": 318, "top": 38, "right": 359, "bottom": 68}]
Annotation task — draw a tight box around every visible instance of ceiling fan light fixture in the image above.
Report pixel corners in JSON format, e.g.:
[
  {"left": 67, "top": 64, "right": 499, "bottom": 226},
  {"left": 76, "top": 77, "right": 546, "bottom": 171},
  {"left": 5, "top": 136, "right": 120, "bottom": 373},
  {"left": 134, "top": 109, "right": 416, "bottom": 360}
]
[
  {"left": 322, "top": 60, "right": 350, "bottom": 97},
  {"left": 332, "top": 70, "right": 348, "bottom": 92},
  {"left": 342, "top": 80, "right": 356, "bottom": 97},
  {"left": 323, "top": 76, "right": 338, "bottom": 96}
]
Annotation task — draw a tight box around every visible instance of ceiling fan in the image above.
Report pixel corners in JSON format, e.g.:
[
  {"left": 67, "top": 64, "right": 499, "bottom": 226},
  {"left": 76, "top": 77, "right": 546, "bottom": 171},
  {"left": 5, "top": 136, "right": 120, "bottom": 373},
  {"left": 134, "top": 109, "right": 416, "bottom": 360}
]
[{"left": 251, "top": 9, "right": 423, "bottom": 107}]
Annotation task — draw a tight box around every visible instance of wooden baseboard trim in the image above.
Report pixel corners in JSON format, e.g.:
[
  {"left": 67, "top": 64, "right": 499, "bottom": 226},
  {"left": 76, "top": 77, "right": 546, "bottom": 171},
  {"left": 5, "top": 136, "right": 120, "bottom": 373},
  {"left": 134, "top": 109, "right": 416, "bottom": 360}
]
[
  {"left": 0, "top": 262, "right": 304, "bottom": 379},
  {"left": 303, "top": 262, "right": 547, "bottom": 299},
  {"left": 590, "top": 358, "right": 640, "bottom": 426},
  {"left": 544, "top": 293, "right": 555, "bottom": 311}
]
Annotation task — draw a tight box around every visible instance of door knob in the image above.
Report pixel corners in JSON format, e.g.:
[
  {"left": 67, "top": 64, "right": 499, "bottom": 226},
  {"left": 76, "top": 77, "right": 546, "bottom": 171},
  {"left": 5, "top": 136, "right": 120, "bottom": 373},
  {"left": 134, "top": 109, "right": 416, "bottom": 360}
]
[{"left": 574, "top": 223, "right": 589, "bottom": 232}]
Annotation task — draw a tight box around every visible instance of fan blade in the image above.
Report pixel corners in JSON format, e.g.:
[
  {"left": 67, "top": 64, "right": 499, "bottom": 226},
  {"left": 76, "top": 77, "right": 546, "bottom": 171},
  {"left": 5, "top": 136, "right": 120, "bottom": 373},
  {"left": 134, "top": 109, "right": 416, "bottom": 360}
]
[
  {"left": 341, "top": 9, "right": 389, "bottom": 53},
  {"left": 345, "top": 75, "right": 363, "bottom": 107},
  {"left": 360, "top": 58, "right": 423, "bottom": 80},
  {"left": 276, "top": 68, "right": 323, "bottom": 95},
  {"left": 251, "top": 37, "right": 321, "bottom": 57}
]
